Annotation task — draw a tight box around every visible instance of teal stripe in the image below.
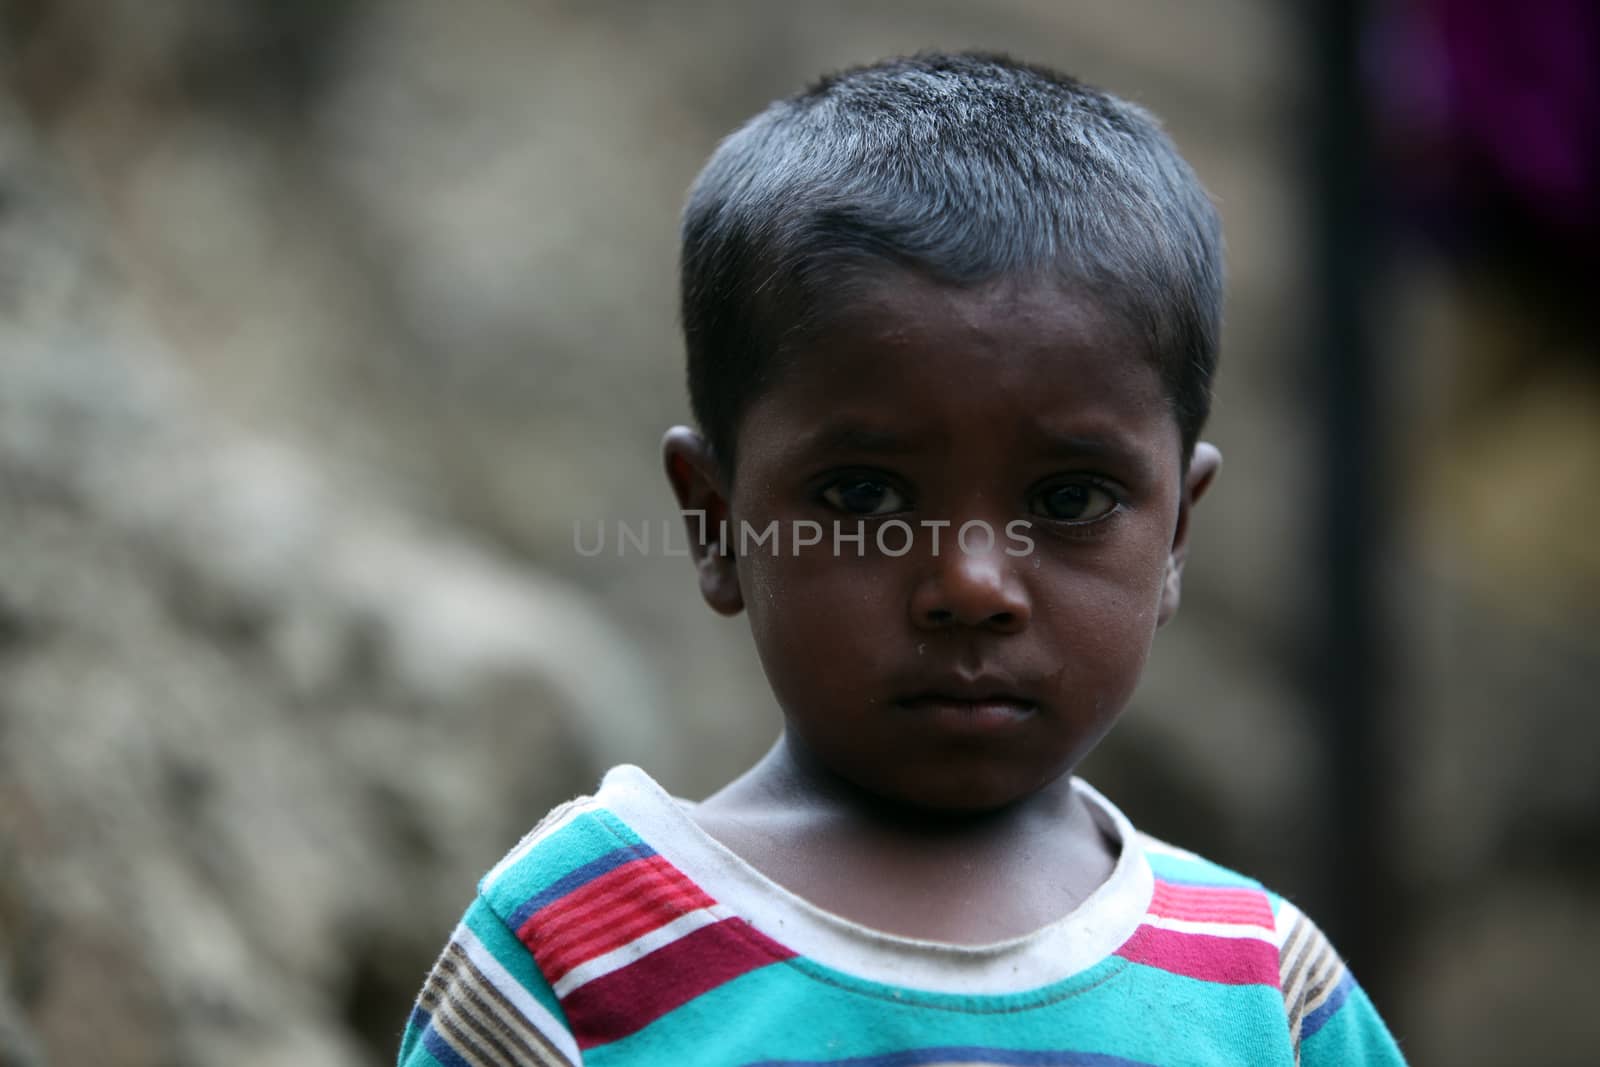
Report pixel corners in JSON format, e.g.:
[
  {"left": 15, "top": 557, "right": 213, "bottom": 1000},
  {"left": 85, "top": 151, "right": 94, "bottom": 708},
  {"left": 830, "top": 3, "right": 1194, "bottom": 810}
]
[
  {"left": 587, "top": 954, "right": 1291, "bottom": 1067},
  {"left": 461, "top": 896, "right": 568, "bottom": 1024},
  {"left": 1142, "top": 849, "right": 1262, "bottom": 890},
  {"left": 479, "top": 808, "right": 643, "bottom": 919}
]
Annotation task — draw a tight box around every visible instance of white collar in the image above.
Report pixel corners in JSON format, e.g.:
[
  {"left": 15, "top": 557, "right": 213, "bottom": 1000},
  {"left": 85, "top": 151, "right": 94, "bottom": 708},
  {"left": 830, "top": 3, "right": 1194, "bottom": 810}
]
[{"left": 591, "top": 764, "right": 1154, "bottom": 995}]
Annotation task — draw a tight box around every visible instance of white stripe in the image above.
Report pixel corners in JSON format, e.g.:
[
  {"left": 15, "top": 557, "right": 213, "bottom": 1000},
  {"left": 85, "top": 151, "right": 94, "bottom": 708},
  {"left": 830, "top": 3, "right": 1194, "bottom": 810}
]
[
  {"left": 1141, "top": 913, "right": 1277, "bottom": 942},
  {"left": 551, "top": 905, "right": 726, "bottom": 997},
  {"left": 455, "top": 922, "right": 585, "bottom": 1066},
  {"left": 1273, "top": 898, "right": 1305, "bottom": 950}
]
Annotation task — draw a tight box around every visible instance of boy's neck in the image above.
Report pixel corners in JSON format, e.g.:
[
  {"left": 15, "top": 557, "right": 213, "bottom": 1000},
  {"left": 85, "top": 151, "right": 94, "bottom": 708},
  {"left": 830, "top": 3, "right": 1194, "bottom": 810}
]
[
  {"left": 692, "top": 734, "right": 1118, "bottom": 944},
  {"left": 713, "top": 732, "right": 1084, "bottom": 838}
]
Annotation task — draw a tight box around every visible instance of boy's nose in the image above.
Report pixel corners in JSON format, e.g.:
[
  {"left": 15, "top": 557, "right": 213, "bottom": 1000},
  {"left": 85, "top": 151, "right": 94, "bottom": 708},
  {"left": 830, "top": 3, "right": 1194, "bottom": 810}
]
[{"left": 909, "top": 542, "right": 1031, "bottom": 633}]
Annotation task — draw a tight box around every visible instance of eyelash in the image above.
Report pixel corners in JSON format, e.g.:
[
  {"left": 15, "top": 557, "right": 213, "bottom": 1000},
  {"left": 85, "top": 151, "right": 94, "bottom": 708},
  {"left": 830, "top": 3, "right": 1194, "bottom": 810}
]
[
  {"left": 1025, "top": 476, "right": 1124, "bottom": 528},
  {"left": 815, "top": 472, "right": 912, "bottom": 516},
  {"left": 814, "top": 471, "right": 1125, "bottom": 531}
]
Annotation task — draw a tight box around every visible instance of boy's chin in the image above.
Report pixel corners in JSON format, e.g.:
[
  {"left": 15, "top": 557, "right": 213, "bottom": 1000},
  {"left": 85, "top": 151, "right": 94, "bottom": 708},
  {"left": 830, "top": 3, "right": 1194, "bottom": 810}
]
[
  {"left": 781, "top": 730, "right": 1076, "bottom": 819},
  {"left": 849, "top": 765, "right": 1067, "bottom": 821}
]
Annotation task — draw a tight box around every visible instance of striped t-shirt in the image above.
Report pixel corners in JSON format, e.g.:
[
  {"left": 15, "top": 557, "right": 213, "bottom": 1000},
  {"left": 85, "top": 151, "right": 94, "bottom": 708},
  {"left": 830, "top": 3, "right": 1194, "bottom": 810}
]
[{"left": 398, "top": 765, "right": 1405, "bottom": 1066}]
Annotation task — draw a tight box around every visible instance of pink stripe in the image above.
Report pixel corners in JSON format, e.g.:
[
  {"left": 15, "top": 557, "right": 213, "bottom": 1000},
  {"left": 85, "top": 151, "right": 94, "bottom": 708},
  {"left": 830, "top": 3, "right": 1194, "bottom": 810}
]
[
  {"left": 560, "top": 918, "right": 795, "bottom": 1048},
  {"left": 540, "top": 882, "right": 714, "bottom": 980},
  {"left": 543, "top": 865, "right": 710, "bottom": 945},
  {"left": 550, "top": 878, "right": 711, "bottom": 959},
  {"left": 1115, "top": 924, "right": 1280, "bottom": 986},
  {"left": 1148, "top": 881, "right": 1275, "bottom": 926},
  {"left": 535, "top": 855, "right": 692, "bottom": 927}
]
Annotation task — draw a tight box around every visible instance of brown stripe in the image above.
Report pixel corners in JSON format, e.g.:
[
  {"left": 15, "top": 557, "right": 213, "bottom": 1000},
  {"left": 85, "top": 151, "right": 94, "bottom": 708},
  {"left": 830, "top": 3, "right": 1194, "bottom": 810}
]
[
  {"left": 1279, "top": 911, "right": 1336, "bottom": 1057},
  {"left": 1290, "top": 948, "right": 1339, "bottom": 1027},
  {"left": 1299, "top": 955, "right": 1347, "bottom": 1017},
  {"left": 1278, "top": 914, "right": 1311, "bottom": 982},
  {"left": 415, "top": 929, "right": 577, "bottom": 1067},
  {"left": 421, "top": 949, "right": 459, "bottom": 1006},
  {"left": 432, "top": 1004, "right": 508, "bottom": 1067},
  {"left": 444, "top": 940, "right": 576, "bottom": 1062},
  {"left": 439, "top": 988, "right": 526, "bottom": 1067},
  {"left": 436, "top": 951, "right": 544, "bottom": 1067},
  {"left": 1297, "top": 936, "right": 1342, "bottom": 1002},
  {"left": 439, "top": 944, "right": 575, "bottom": 1067},
  {"left": 1279, "top": 916, "right": 1316, "bottom": 1009},
  {"left": 1285, "top": 915, "right": 1335, "bottom": 1002}
]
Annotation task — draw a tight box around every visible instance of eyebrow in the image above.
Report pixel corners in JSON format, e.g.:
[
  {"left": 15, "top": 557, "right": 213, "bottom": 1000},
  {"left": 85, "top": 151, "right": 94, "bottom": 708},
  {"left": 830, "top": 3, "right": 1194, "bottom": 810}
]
[
  {"left": 1026, "top": 428, "right": 1132, "bottom": 457},
  {"left": 1023, "top": 426, "right": 1161, "bottom": 481},
  {"left": 789, "top": 421, "right": 920, "bottom": 457}
]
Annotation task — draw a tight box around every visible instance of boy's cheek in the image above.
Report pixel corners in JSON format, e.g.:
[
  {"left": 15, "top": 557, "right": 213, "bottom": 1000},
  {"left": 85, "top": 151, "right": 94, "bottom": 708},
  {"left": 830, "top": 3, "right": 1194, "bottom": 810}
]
[
  {"left": 741, "top": 561, "right": 898, "bottom": 663},
  {"left": 743, "top": 560, "right": 882, "bottom": 639}
]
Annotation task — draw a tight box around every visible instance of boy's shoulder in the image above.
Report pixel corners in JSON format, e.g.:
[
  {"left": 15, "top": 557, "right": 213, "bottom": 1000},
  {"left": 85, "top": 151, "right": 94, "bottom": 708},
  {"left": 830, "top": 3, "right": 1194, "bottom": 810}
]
[
  {"left": 480, "top": 767, "right": 1310, "bottom": 974},
  {"left": 475, "top": 776, "right": 647, "bottom": 924},
  {"left": 1134, "top": 827, "right": 1285, "bottom": 905},
  {"left": 481, "top": 768, "right": 1306, "bottom": 954},
  {"left": 462, "top": 768, "right": 1403, "bottom": 1065},
  {"left": 1131, "top": 828, "right": 1377, "bottom": 1057}
]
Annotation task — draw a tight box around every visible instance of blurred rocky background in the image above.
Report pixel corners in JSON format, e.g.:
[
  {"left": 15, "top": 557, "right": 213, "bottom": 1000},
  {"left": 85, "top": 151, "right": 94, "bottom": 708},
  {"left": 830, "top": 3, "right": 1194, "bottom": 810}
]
[{"left": 0, "top": 1, "right": 1594, "bottom": 1064}]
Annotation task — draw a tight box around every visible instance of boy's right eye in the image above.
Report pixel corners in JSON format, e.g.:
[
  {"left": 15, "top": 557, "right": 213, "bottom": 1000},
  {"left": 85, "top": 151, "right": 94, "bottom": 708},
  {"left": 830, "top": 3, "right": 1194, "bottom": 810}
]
[{"left": 819, "top": 477, "right": 907, "bottom": 516}]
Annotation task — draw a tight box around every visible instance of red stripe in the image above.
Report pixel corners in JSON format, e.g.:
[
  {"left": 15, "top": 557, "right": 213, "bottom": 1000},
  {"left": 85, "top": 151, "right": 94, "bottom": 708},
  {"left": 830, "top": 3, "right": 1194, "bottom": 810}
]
[
  {"left": 1148, "top": 881, "right": 1275, "bottom": 927},
  {"left": 519, "top": 860, "right": 657, "bottom": 952},
  {"left": 520, "top": 855, "right": 701, "bottom": 950},
  {"left": 534, "top": 855, "right": 693, "bottom": 929},
  {"left": 1115, "top": 923, "right": 1279, "bottom": 986},
  {"left": 549, "top": 879, "right": 712, "bottom": 958},
  {"left": 560, "top": 917, "right": 795, "bottom": 1049},
  {"left": 539, "top": 883, "right": 715, "bottom": 980}
]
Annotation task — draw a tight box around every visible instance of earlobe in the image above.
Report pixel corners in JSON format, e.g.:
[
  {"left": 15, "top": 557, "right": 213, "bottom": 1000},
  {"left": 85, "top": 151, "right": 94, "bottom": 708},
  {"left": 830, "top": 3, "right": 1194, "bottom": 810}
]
[
  {"left": 662, "top": 426, "right": 744, "bottom": 616},
  {"left": 1157, "top": 441, "right": 1221, "bottom": 627}
]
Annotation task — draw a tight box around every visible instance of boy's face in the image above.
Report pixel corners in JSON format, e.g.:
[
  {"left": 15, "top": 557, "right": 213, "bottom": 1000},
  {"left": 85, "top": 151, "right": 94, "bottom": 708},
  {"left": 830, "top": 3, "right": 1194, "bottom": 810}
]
[{"left": 666, "top": 273, "right": 1218, "bottom": 813}]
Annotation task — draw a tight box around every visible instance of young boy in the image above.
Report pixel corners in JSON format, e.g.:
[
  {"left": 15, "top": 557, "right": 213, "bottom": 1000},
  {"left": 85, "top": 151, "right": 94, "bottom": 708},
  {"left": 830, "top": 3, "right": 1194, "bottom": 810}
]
[{"left": 399, "top": 53, "right": 1406, "bottom": 1066}]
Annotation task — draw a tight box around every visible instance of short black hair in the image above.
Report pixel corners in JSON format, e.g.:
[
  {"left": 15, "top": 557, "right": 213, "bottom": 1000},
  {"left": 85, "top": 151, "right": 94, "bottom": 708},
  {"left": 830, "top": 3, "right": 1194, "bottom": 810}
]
[{"left": 680, "top": 51, "right": 1223, "bottom": 469}]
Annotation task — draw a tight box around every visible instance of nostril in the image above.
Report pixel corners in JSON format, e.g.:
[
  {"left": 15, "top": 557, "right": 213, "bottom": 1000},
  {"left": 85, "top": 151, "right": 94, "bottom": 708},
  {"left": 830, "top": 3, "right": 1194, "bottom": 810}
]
[{"left": 927, "top": 609, "right": 953, "bottom": 624}]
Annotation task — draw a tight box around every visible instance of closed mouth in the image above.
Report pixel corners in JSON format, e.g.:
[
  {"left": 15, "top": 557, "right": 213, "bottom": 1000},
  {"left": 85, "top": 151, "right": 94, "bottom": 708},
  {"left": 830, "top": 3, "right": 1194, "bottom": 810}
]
[
  {"left": 894, "top": 693, "right": 1039, "bottom": 734},
  {"left": 893, "top": 693, "right": 1037, "bottom": 736},
  {"left": 898, "top": 693, "right": 1035, "bottom": 711}
]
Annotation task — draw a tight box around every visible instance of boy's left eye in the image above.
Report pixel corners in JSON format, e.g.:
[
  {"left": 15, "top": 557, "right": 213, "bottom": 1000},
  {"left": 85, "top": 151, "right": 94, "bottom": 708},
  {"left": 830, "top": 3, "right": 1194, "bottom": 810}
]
[
  {"left": 1030, "top": 481, "right": 1119, "bottom": 523},
  {"left": 820, "top": 478, "right": 906, "bottom": 515}
]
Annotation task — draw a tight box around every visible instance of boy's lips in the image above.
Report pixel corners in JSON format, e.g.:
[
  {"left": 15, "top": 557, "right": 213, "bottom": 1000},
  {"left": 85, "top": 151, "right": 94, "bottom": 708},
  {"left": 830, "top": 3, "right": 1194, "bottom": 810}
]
[
  {"left": 898, "top": 692, "right": 1035, "bottom": 709},
  {"left": 894, "top": 668, "right": 1037, "bottom": 703},
  {"left": 893, "top": 672, "right": 1039, "bottom": 730},
  {"left": 896, "top": 694, "right": 1036, "bottom": 733}
]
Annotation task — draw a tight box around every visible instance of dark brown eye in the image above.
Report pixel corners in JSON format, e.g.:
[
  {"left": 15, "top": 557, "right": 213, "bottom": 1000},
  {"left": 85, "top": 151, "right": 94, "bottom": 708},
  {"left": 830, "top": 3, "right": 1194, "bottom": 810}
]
[
  {"left": 1032, "top": 482, "right": 1117, "bottom": 522},
  {"left": 820, "top": 479, "right": 906, "bottom": 516}
]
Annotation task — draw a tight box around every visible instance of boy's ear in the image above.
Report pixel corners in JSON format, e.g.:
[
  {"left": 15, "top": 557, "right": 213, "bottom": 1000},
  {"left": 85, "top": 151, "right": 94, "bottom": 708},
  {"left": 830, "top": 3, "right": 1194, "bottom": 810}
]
[
  {"left": 662, "top": 426, "right": 743, "bottom": 616},
  {"left": 1158, "top": 441, "right": 1221, "bottom": 627}
]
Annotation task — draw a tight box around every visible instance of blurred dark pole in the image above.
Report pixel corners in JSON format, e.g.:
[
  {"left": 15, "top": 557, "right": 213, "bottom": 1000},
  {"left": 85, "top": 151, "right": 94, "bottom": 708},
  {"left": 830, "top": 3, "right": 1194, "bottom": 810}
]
[{"left": 1303, "top": 0, "right": 1400, "bottom": 1011}]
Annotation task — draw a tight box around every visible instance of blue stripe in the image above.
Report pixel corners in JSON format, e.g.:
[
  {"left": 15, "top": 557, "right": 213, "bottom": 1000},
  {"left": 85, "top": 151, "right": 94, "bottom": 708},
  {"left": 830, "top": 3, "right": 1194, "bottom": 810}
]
[
  {"left": 420, "top": 1017, "right": 473, "bottom": 1067},
  {"left": 1301, "top": 970, "right": 1355, "bottom": 1041},
  {"left": 750, "top": 1049, "right": 1154, "bottom": 1067},
  {"left": 505, "top": 842, "right": 656, "bottom": 930}
]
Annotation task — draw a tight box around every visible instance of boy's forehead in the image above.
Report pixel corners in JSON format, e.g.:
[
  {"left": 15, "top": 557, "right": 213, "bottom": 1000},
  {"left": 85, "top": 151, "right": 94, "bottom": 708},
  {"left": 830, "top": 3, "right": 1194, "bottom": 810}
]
[
  {"left": 792, "top": 269, "right": 1147, "bottom": 369},
  {"left": 777, "top": 271, "right": 1161, "bottom": 399},
  {"left": 737, "top": 271, "right": 1181, "bottom": 463}
]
